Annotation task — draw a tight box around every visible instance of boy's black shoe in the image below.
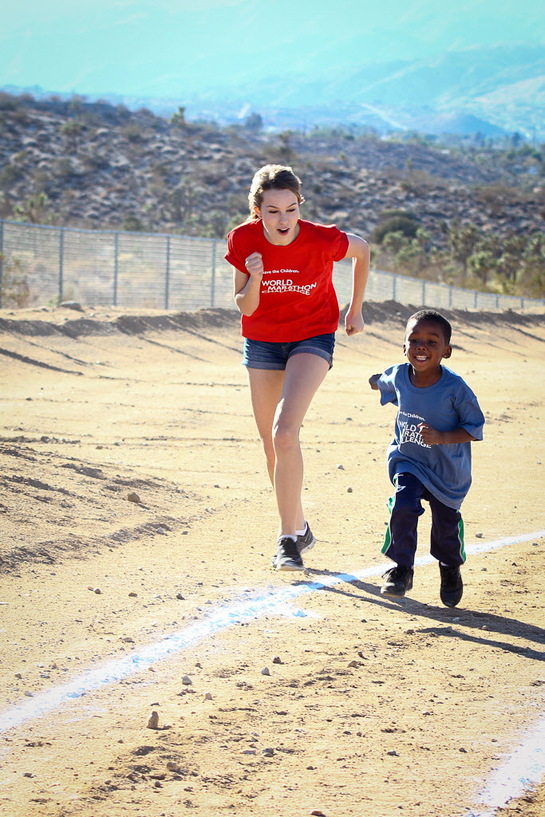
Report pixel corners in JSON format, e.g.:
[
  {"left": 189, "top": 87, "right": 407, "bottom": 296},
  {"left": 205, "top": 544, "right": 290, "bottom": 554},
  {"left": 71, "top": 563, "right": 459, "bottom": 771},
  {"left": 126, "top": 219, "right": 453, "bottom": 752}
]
[
  {"left": 272, "top": 537, "right": 305, "bottom": 571},
  {"left": 439, "top": 564, "right": 463, "bottom": 607},
  {"left": 297, "top": 523, "right": 316, "bottom": 555},
  {"left": 380, "top": 565, "right": 414, "bottom": 597}
]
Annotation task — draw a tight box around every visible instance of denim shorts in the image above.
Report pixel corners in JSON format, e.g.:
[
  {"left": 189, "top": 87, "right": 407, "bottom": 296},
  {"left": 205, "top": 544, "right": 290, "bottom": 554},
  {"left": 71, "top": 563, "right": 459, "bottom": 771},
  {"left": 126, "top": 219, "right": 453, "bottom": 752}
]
[{"left": 242, "top": 333, "right": 335, "bottom": 370}]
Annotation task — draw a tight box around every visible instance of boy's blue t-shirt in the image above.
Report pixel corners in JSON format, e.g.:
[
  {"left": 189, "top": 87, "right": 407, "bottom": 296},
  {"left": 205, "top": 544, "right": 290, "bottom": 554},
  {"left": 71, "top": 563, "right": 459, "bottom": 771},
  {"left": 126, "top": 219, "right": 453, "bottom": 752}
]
[{"left": 377, "top": 363, "right": 484, "bottom": 509}]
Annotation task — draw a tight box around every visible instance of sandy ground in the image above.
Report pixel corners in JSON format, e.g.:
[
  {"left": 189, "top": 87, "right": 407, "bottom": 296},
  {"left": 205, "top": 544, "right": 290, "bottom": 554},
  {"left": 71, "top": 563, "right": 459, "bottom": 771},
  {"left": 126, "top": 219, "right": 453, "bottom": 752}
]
[{"left": 0, "top": 301, "right": 544, "bottom": 817}]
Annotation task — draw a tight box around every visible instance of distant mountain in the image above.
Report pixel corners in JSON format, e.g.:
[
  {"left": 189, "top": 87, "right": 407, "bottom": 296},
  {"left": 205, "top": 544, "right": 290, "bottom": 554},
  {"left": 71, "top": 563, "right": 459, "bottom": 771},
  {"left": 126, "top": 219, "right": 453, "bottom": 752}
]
[
  {"left": 3, "top": 43, "right": 545, "bottom": 139},
  {"left": 196, "top": 42, "right": 545, "bottom": 138},
  {"left": 1, "top": 91, "right": 543, "bottom": 249}
]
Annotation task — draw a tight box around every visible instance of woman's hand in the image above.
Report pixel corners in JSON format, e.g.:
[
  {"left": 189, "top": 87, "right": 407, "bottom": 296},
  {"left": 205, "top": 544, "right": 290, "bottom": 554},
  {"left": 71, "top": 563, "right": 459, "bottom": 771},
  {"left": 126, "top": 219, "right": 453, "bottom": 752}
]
[
  {"left": 245, "top": 252, "right": 264, "bottom": 279},
  {"left": 345, "top": 308, "right": 365, "bottom": 336},
  {"left": 234, "top": 253, "right": 264, "bottom": 316}
]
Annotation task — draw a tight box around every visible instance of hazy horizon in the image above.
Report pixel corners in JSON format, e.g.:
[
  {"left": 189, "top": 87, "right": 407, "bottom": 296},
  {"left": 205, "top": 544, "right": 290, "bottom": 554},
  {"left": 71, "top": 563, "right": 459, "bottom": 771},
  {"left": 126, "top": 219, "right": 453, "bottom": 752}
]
[{"left": 2, "top": 0, "right": 544, "bottom": 101}]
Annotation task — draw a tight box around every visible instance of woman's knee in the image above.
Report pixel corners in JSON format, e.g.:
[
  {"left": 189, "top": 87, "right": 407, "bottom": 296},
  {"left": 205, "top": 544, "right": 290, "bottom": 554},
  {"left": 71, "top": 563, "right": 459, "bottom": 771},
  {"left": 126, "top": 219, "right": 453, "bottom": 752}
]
[{"left": 272, "top": 421, "right": 299, "bottom": 455}]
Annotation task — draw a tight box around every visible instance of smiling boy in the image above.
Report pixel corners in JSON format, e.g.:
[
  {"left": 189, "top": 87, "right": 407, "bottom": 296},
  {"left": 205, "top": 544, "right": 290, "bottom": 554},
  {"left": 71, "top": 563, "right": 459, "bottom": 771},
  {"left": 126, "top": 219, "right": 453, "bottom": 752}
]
[{"left": 369, "top": 309, "right": 485, "bottom": 606}]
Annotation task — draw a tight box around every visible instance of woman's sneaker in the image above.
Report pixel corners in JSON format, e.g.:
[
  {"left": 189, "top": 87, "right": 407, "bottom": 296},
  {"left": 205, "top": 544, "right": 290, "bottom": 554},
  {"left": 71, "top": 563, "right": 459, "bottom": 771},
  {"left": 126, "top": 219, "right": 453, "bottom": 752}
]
[
  {"left": 272, "top": 536, "right": 304, "bottom": 571},
  {"left": 297, "top": 523, "right": 316, "bottom": 555},
  {"left": 380, "top": 565, "right": 414, "bottom": 597},
  {"left": 439, "top": 564, "right": 463, "bottom": 607}
]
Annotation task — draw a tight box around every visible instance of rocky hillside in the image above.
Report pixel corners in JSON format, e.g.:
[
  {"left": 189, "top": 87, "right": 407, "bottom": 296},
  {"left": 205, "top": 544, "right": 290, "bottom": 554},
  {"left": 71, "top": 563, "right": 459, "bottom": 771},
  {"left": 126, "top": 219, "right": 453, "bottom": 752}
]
[{"left": 0, "top": 93, "right": 544, "bottom": 248}]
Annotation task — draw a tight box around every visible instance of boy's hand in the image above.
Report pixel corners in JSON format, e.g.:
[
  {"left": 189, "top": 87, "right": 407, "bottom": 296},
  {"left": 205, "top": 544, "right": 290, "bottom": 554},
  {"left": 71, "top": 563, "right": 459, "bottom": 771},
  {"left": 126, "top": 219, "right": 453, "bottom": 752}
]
[
  {"left": 418, "top": 423, "right": 441, "bottom": 445},
  {"left": 419, "top": 423, "right": 475, "bottom": 445},
  {"left": 369, "top": 373, "right": 381, "bottom": 390}
]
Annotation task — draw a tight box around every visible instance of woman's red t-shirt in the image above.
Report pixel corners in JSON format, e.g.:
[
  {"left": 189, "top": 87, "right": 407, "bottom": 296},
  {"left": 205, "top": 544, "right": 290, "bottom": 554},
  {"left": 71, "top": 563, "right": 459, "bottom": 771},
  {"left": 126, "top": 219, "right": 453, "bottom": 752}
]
[{"left": 225, "top": 218, "right": 349, "bottom": 342}]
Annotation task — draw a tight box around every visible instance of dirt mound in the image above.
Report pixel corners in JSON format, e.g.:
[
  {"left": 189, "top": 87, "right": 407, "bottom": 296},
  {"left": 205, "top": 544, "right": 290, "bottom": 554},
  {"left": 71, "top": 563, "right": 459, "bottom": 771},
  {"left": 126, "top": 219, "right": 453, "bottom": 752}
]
[
  {"left": 0, "top": 305, "right": 241, "bottom": 338},
  {"left": 1, "top": 301, "right": 544, "bottom": 339}
]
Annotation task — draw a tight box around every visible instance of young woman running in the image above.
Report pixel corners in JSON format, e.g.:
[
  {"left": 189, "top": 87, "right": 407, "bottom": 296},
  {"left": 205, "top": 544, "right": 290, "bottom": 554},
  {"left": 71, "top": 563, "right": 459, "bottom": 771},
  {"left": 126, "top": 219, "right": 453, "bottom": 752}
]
[{"left": 225, "top": 164, "right": 369, "bottom": 571}]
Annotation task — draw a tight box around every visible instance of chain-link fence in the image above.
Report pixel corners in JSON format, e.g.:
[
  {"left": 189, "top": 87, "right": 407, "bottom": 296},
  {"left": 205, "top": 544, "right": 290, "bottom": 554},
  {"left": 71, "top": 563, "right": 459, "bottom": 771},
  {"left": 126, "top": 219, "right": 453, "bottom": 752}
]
[{"left": 1, "top": 219, "right": 543, "bottom": 311}]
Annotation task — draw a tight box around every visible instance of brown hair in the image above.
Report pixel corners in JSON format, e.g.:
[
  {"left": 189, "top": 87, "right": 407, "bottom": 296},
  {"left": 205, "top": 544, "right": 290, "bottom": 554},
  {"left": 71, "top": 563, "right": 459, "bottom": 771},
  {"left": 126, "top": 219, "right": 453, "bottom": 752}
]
[{"left": 248, "top": 164, "right": 304, "bottom": 220}]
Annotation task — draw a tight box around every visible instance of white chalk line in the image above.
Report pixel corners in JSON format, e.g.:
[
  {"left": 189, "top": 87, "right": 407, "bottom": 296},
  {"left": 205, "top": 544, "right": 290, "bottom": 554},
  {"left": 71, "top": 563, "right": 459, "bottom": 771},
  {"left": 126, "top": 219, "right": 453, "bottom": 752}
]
[
  {"left": 1, "top": 528, "right": 545, "bottom": 817},
  {"left": 465, "top": 711, "right": 545, "bottom": 817}
]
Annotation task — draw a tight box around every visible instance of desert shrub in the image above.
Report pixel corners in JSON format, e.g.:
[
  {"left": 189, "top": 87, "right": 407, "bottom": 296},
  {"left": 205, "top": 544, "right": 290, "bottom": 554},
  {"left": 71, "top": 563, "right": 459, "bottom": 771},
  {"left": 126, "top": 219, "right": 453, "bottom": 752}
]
[
  {"left": 52, "top": 157, "right": 78, "bottom": 179},
  {"left": 60, "top": 120, "right": 84, "bottom": 143},
  {"left": 0, "top": 163, "right": 24, "bottom": 188},
  {"left": 400, "top": 169, "right": 449, "bottom": 194},
  {"left": 121, "top": 122, "right": 145, "bottom": 143},
  {"left": 468, "top": 249, "right": 497, "bottom": 285},
  {"left": 13, "top": 193, "right": 52, "bottom": 224},
  {"left": 518, "top": 233, "right": 545, "bottom": 297},
  {"left": 243, "top": 112, "right": 263, "bottom": 132},
  {"left": 447, "top": 223, "right": 480, "bottom": 273},
  {"left": 122, "top": 214, "right": 145, "bottom": 231},
  {"left": 0, "top": 255, "right": 30, "bottom": 307},
  {"left": 473, "top": 183, "right": 530, "bottom": 212},
  {"left": 170, "top": 107, "right": 186, "bottom": 127},
  {"left": 378, "top": 208, "right": 417, "bottom": 221},
  {"left": 0, "top": 92, "right": 18, "bottom": 111},
  {"left": 372, "top": 214, "right": 418, "bottom": 244}
]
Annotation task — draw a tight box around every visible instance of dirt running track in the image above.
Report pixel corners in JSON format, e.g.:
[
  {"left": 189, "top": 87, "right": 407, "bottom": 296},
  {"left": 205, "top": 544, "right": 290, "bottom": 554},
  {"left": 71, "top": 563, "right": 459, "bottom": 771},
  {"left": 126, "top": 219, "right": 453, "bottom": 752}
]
[{"left": 0, "top": 301, "right": 544, "bottom": 817}]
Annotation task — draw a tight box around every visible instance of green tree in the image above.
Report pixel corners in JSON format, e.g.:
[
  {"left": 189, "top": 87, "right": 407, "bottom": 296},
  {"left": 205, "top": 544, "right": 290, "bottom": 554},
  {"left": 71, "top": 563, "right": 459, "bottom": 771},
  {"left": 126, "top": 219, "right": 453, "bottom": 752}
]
[
  {"left": 122, "top": 214, "right": 144, "bottom": 231},
  {"left": 468, "top": 250, "right": 497, "bottom": 286},
  {"left": 60, "top": 120, "right": 84, "bottom": 152},
  {"left": 372, "top": 214, "right": 418, "bottom": 244},
  {"left": 13, "top": 193, "right": 51, "bottom": 224},
  {"left": 169, "top": 180, "right": 194, "bottom": 223},
  {"left": 448, "top": 223, "right": 480, "bottom": 275},
  {"left": 382, "top": 231, "right": 409, "bottom": 258},
  {"left": 0, "top": 254, "right": 30, "bottom": 307},
  {"left": 278, "top": 131, "right": 296, "bottom": 164},
  {"left": 170, "top": 106, "right": 186, "bottom": 126},
  {"left": 519, "top": 234, "right": 545, "bottom": 297},
  {"left": 244, "top": 112, "right": 263, "bottom": 132},
  {"left": 497, "top": 234, "right": 527, "bottom": 287}
]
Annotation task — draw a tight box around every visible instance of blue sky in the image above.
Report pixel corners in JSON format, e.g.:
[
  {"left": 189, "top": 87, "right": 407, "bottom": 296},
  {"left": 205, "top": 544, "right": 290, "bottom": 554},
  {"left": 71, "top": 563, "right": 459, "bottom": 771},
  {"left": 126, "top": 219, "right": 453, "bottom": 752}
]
[{"left": 1, "top": 0, "right": 544, "bottom": 99}]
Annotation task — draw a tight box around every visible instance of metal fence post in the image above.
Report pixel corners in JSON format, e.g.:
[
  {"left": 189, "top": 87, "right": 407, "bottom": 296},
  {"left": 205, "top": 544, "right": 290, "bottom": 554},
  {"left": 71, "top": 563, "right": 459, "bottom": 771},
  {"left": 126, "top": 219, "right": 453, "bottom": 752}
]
[
  {"left": 422, "top": 280, "right": 426, "bottom": 305},
  {"left": 165, "top": 235, "right": 171, "bottom": 310},
  {"left": 58, "top": 227, "right": 64, "bottom": 304},
  {"left": 392, "top": 274, "right": 397, "bottom": 302},
  {"left": 210, "top": 239, "right": 217, "bottom": 307},
  {"left": 113, "top": 232, "right": 119, "bottom": 306}
]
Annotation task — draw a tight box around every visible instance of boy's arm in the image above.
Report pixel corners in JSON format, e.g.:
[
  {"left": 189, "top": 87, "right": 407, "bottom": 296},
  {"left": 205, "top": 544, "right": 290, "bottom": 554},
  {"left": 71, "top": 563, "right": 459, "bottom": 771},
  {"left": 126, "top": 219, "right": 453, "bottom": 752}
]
[{"left": 418, "top": 424, "right": 478, "bottom": 446}]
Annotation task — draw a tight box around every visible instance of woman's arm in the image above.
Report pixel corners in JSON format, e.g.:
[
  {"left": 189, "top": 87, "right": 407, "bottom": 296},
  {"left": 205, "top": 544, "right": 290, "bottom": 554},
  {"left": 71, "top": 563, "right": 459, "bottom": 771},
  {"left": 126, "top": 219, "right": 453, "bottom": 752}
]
[
  {"left": 343, "top": 234, "right": 370, "bottom": 336},
  {"left": 233, "top": 252, "right": 264, "bottom": 316}
]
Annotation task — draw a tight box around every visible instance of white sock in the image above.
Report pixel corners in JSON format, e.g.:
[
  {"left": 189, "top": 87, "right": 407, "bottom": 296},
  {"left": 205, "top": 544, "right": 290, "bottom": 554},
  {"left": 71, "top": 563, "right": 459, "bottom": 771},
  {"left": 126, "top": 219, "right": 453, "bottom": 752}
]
[{"left": 295, "top": 523, "right": 308, "bottom": 537}]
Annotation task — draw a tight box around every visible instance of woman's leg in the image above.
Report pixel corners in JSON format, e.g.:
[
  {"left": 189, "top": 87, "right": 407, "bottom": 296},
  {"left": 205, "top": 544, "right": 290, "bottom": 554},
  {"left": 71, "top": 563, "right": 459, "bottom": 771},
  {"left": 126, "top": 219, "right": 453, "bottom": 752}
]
[
  {"left": 247, "top": 367, "right": 284, "bottom": 485},
  {"left": 272, "top": 353, "right": 329, "bottom": 536}
]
